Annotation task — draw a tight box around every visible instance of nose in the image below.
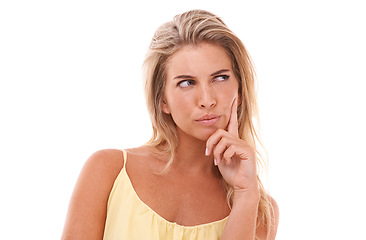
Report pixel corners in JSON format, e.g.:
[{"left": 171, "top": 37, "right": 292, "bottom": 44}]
[{"left": 198, "top": 85, "right": 216, "bottom": 109}]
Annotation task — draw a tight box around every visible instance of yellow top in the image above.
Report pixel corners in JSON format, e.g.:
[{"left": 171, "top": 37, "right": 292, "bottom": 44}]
[{"left": 103, "top": 150, "right": 228, "bottom": 240}]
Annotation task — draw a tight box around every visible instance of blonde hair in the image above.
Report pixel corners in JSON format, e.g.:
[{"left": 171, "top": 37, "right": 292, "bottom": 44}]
[{"left": 143, "top": 9, "right": 274, "bottom": 239}]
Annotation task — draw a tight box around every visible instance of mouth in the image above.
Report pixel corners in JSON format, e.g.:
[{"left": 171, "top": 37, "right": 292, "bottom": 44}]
[{"left": 195, "top": 114, "right": 221, "bottom": 126}]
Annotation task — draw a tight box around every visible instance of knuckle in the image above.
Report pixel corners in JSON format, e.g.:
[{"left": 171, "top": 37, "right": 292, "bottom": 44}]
[
  {"left": 212, "top": 147, "right": 221, "bottom": 158},
  {"left": 220, "top": 137, "right": 229, "bottom": 146},
  {"left": 223, "top": 150, "right": 231, "bottom": 160},
  {"left": 218, "top": 129, "right": 227, "bottom": 135}
]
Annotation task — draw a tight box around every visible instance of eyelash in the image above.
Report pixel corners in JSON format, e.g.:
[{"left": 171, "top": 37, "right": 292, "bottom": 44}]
[
  {"left": 177, "top": 75, "right": 230, "bottom": 88},
  {"left": 215, "top": 75, "right": 230, "bottom": 82}
]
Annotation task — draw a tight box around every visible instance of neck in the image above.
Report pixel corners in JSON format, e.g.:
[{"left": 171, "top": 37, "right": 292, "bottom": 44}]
[{"left": 170, "top": 128, "right": 216, "bottom": 176}]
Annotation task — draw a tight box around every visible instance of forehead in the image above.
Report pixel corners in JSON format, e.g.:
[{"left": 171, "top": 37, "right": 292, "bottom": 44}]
[{"left": 166, "top": 42, "right": 232, "bottom": 78}]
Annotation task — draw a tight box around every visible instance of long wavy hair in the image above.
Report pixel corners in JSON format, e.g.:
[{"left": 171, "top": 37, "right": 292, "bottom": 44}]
[{"left": 143, "top": 9, "right": 274, "bottom": 239}]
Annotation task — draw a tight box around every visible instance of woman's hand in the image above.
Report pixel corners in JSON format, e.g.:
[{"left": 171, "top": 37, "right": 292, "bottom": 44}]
[{"left": 206, "top": 99, "right": 258, "bottom": 193}]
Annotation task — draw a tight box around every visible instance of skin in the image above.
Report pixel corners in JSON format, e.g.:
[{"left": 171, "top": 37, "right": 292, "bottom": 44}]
[
  {"left": 162, "top": 43, "right": 239, "bottom": 142},
  {"left": 61, "top": 42, "right": 279, "bottom": 240}
]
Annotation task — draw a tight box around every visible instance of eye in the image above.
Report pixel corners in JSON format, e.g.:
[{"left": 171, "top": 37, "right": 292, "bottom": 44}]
[
  {"left": 177, "top": 80, "right": 195, "bottom": 88},
  {"left": 214, "top": 75, "right": 230, "bottom": 82}
]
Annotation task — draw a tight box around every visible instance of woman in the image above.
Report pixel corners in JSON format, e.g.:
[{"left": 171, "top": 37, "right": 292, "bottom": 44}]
[{"left": 62, "top": 9, "right": 279, "bottom": 240}]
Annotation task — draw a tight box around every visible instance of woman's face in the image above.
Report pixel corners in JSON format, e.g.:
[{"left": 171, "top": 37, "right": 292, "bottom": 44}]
[{"left": 162, "top": 42, "right": 239, "bottom": 141}]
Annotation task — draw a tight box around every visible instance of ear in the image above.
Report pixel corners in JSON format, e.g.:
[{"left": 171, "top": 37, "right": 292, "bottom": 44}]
[{"left": 161, "top": 99, "right": 171, "bottom": 114}]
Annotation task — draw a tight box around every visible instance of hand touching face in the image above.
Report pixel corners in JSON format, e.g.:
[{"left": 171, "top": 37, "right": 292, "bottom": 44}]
[{"left": 206, "top": 98, "right": 258, "bottom": 192}]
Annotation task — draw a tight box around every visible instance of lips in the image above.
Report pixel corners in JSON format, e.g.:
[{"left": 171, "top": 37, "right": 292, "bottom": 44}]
[{"left": 195, "top": 114, "right": 220, "bottom": 126}]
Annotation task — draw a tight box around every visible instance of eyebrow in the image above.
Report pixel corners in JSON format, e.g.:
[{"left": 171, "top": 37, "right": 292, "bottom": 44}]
[
  {"left": 173, "top": 69, "right": 230, "bottom": 80},
  {"left": 210, "top": 69, "right": 230, "bottom": 76}
]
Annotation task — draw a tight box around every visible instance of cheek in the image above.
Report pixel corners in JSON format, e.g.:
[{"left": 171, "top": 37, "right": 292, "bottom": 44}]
[
  {"left": 166, "top": 93, "right": 192, "bottom": 117},
  {"left": 220, "top": 84, "right": 239, "bottom": 104},
  {"left": 219, "top": 83, "right": 239, "bottom": 117}
]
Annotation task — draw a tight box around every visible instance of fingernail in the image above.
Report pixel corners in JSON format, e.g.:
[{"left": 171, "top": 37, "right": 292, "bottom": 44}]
[
  {"left": 214, "top": 159, "right": 218, "bottom": 166},
  {"left": 205, "top": 148, "right": 209, "bottom": 156}
]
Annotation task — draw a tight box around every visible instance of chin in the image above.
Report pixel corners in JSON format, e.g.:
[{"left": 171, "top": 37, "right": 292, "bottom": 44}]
[
  {"left": 177, "top": 124, "right": 225, "bottom": 142},
  {"left": 194, "top": 128, "right": 219, "bottom": 141}
]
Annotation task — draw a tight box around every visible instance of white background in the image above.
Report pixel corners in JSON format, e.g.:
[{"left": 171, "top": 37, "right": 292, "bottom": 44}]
[{"left": 1, "top": 0, "right": 365, "bottom": 239}]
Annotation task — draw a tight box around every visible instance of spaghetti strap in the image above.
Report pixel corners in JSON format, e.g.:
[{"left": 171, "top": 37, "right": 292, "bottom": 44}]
[
  {"left": 104, "top": 147, "right": 228, "bottom": 239},
  {"left": 121, "top": 149, "right": 127, "bottom": 168}
]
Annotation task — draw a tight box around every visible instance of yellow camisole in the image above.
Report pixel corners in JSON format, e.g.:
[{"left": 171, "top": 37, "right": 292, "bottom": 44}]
[{"left": 103, "top": 149, "right": 228, "bottom": 240}]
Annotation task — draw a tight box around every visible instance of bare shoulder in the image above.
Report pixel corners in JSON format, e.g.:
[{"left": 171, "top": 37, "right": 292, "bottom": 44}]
[
  {"left": 75, "top": 149, "right": 125, "bottom": 191},
  {"left": 84, "top": 149, "right": 125, "bottom": 177},
  {"left": 268, "top": 195, "right": 279, "bottom": 231},
  {"left": 256, "top": 194, "right": 280, "bottom": 240},
  {"left": 61, "top": 149, "right": 124, "bottom": 240},
  {"left": 270, "top": 195, "right": 279, "bottom": 221}
]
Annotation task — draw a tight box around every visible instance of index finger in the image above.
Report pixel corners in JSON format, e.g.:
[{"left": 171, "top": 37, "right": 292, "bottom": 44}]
[{"left": 227, "top": 98, "right": 239, "bottom": 137}]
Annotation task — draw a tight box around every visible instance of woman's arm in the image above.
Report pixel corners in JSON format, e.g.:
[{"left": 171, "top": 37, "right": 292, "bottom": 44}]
[
  {"left": 61, "top": 149, "right": 124, "bottom": 240},
  {"left": 221, "top": 190, "right": 260, "bottom": 240},
  {"left": 222, "top": 191, "right": 279, "bottom": 240}
]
